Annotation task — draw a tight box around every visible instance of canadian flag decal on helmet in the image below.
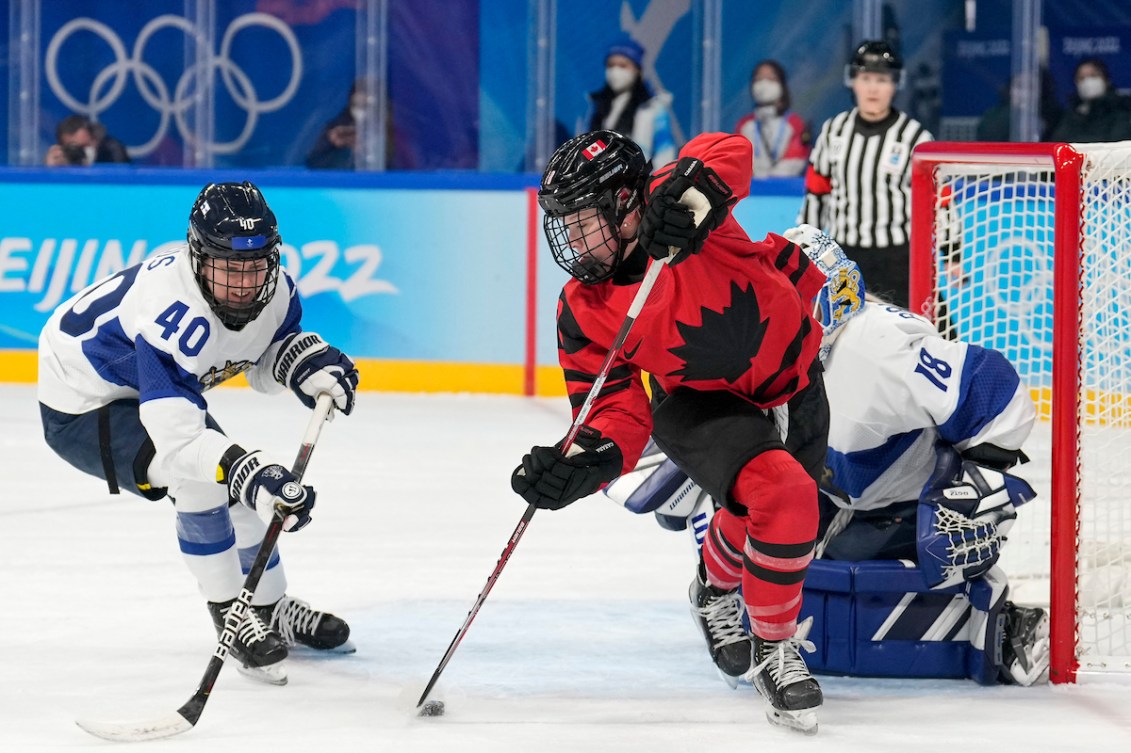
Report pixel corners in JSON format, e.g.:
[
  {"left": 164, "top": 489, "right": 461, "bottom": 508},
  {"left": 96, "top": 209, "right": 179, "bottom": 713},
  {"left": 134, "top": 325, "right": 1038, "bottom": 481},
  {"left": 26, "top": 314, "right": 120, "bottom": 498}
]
[{"left": 582, "top": 139, "right": 608, "bottom": 160}]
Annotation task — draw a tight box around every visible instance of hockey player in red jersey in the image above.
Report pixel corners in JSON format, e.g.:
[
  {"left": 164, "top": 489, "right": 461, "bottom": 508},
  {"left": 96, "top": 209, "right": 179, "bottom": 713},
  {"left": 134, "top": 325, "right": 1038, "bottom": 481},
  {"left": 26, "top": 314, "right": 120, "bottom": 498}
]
[{"left": 511, "top": 129, "right": 830, "bottom": 733}]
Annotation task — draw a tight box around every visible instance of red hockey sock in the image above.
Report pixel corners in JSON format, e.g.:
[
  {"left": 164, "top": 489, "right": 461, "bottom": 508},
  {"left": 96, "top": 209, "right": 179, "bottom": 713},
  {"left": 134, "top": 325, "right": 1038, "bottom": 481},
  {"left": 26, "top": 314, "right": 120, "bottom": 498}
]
[
  {"left": 701, "top": 507, "right": 745, "bottom": 590},
  {"left": 734, "top": 449, "right": 817, "bottom": 641}
]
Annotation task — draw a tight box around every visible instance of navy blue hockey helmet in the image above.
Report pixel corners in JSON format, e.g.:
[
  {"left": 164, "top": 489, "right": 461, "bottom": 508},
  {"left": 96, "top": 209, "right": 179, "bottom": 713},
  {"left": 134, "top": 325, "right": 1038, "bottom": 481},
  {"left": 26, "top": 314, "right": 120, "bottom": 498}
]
[
  {"left": 845, "top": 40, "right": 903, "bottom": 87},
  {"left": 187, "top": 181, "right": 281, "bottom": 330},
  {"left": 538, "top": 130, "right": 649, "bottom": 284}
]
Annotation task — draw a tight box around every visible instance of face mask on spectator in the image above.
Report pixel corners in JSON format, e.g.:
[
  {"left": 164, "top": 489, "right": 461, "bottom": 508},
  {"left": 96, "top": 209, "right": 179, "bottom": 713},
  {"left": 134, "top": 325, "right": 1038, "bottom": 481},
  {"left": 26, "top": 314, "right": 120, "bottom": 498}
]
[
  {"left": 752, "top": 80, "right": 782, "bottom": 106},
  {"left": 1077, "top": 75, "right": 1105, "bottom": 101},
  {"left": 606, "top": 66, "right": 637, "bottom": 94},
  {"left": 350, "top": 106, "right": 365, "bottom": 123}
]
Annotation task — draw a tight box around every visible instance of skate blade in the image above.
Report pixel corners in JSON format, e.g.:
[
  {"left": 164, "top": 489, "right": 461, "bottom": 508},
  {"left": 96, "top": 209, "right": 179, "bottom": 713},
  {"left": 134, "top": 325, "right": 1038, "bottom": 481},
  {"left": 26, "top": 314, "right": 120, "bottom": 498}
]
[
  {"left": 236, "top": 660, "right": 288, "bottom": 685},
  {"left": 716, "top": 667, "right": 742, "bottom": 689},
  {"left": 290, "top": 638, "right": 357, "bottom": 656},
  {"left": 765, "top": 707, "right": 818, "bottom": 736}
]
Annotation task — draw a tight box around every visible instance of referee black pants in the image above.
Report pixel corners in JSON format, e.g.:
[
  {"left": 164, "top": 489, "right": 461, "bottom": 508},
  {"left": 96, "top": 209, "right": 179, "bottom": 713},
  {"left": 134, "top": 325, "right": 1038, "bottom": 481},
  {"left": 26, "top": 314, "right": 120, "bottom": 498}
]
[{"left": 841, "top": 242, "right": 909, "bottom": 309}]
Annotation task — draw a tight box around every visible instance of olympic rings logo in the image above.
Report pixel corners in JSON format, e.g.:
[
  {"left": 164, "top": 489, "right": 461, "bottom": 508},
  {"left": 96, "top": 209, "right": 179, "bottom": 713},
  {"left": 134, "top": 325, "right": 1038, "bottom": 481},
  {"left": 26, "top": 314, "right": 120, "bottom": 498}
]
[{"left": 45, "top": 13, "right": 302, "bottom": 156}]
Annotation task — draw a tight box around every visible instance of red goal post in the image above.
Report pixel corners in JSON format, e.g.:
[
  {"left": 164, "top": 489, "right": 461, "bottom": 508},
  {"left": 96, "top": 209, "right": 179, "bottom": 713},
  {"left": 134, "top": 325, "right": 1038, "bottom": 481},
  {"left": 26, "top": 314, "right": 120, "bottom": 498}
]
[{"left": 910, "top": 141, "right": 1131, "bottom": 684}]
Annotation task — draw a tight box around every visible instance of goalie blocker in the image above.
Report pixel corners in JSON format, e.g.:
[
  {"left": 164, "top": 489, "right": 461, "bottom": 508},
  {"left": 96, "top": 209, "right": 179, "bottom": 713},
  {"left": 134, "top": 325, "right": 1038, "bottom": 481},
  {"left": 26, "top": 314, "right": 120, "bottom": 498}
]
[{"left": 603, "top": 444, "right": 1044, "bottom": 685}]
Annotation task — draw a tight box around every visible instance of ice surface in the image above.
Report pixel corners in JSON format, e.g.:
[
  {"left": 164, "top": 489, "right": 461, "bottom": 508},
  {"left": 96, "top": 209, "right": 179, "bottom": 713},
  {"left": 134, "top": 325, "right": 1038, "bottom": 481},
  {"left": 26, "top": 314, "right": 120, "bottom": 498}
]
[{"left": 3, "top": 384, "right": 1130, "bottom": 752}]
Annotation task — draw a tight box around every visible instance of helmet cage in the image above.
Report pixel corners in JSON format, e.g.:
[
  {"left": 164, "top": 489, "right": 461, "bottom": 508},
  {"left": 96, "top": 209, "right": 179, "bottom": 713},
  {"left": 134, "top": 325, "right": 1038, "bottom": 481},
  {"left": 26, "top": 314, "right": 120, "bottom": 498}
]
[
  {"left": 188, "top": 228, "right": 281, "bottom": 331},
  {"left": 538, "top": 131, "right": 646, "bottom": 284},
  {"left": 543, "top": 185, "right": 634, "bottom": 285}
]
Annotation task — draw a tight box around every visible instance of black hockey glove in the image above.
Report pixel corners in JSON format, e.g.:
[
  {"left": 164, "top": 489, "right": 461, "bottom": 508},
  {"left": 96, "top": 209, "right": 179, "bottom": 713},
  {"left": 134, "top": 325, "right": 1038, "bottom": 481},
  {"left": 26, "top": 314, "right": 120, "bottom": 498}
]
[
  {"left": 220, "top": 446, "right": 317, "bottom": 532},
  {"left": 639, "top": 157, "right": 735, "bottom": 265},
  {"left": 511, "top": 426, "right": 624, "bottom": 510}
]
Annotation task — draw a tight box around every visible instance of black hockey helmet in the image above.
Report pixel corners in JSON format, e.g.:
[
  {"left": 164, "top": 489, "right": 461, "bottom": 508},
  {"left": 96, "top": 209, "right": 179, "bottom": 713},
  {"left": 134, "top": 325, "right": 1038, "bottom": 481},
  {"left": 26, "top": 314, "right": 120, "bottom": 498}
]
[
  {"left": 845, "top": 40, "right": 903, "bottom": 87},
  {"left": 187, "top": 181, "right": 281, "bottom": 330},
  {"left": 538, "top": 130, "right": 649, "bottom": 284}
]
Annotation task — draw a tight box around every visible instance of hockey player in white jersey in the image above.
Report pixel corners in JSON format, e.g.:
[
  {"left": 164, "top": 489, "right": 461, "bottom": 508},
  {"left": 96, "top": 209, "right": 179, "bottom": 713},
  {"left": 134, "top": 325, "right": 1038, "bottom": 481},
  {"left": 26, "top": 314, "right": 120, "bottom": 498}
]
[
  {"left": 38, "top": 182, "right": 359, "bottom": 684},
  {"left": 606, "top": 226, "right": 1049, "bottom": 693}
]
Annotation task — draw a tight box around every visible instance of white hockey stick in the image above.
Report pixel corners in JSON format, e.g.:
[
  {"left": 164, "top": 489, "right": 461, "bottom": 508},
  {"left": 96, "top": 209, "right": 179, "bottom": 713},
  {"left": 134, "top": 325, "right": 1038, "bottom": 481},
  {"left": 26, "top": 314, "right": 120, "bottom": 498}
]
[{"left": 75, "top": 393, "right": 336, "bottom": 742}]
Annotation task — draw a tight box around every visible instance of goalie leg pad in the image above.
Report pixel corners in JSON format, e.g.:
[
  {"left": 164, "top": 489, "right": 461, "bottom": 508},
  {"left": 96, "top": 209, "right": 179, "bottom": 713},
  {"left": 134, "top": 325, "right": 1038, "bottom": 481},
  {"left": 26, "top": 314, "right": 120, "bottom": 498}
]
[{"left": 799, "top": 559, "right": 1011, "bottom": 682}]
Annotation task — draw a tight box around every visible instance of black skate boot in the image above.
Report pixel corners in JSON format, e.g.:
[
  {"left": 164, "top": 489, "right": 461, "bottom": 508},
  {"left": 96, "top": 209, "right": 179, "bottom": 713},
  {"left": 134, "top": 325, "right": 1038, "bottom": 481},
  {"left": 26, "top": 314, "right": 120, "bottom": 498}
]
[
  {"left": 208, "top": 599, "right": 288, "bottom": 685},
  {"left": 1001, "top": 601, "right": 1050, "bottom": 686},
  {"left": 689, "top": 565, "right": 752, "bottom": 688},
  {"left": 255, "top": 596, "right": 354, "bottom": 654},
  {"left": 749, "top": 618, "right": 822, "bottom": 735}
]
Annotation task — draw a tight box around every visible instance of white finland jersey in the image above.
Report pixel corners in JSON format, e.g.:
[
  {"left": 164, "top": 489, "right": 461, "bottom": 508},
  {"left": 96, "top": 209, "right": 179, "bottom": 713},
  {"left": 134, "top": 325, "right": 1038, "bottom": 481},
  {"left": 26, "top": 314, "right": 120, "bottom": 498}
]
[
  {"left": 821, "top": 302, "right": 1035, "bottom": 512},
  {"left": 38, "top": 247, "right": 300, "bottom": 483}
]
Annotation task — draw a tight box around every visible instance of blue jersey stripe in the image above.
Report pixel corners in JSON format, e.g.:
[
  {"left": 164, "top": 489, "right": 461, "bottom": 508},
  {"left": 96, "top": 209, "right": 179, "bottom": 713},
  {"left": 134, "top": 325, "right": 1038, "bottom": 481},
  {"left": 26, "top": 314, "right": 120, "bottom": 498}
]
[
  {"left": 826, "top": 429, "right": 924, "bottom": 497},
  {"left": 81, "top": 319, "right": 138, "bottom": 388},
  {"left": 271, "top": 276, "right": 303, "bottom": 345},
  {"left": 176, "top": 508, "right": 236, "bottom": 556},
  {"left": 135, "top": 338, "right": 206, "bottom": 410},
  {"left": 239, "top": 543, "right": 281, "bottom": 573},
  {"left": 937, "top": 346, "right": 1020, "bottom": 444}
]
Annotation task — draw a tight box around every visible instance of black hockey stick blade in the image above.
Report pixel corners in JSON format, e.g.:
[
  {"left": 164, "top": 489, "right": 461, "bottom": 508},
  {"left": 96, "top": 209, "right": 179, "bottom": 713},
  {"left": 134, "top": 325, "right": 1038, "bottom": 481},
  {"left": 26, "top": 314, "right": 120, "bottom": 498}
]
[
  {"left": 416, "top": 258, "right": 669, "bottom": 710},
  {"left": 75, "top": 394, "right": 335, "bottom": 742}
]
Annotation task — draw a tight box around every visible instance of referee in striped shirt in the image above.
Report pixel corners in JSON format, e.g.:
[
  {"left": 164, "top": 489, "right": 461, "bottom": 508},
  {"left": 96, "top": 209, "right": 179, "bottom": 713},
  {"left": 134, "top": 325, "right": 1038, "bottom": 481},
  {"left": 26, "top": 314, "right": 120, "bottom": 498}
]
[{"left": 798, "top": 41, "right": 932, "bottom": 308}]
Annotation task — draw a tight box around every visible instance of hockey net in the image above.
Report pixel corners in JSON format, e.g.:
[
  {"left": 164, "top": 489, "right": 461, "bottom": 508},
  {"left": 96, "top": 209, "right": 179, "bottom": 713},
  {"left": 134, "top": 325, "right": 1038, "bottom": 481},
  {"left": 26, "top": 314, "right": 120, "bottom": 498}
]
[{"left": 910, "top": 141, "right": 1131, "bottom": 684}]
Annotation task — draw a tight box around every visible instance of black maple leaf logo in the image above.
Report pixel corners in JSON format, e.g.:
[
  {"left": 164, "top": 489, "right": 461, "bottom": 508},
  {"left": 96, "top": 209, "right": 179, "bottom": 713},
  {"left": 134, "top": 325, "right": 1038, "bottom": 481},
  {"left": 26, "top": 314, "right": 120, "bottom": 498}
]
[{"left": 670, "top": 281, "right": 768, "bottom": 383}]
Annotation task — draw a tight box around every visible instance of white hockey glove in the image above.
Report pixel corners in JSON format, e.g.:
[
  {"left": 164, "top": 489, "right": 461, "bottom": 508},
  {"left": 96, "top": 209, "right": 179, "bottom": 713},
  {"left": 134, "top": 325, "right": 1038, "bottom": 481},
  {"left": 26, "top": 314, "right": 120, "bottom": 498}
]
[
  {"left": 916, "top": 448, "right": 1036, "bottom": 589},
  {"left": 220, "top": 447, "right": 316, "bottom": 532},
  {"left": 783, "top": 224, "right": 852, "bottom": 277},
  {"left": 273, "top": 332, "right": 359, "bottom": 415}
]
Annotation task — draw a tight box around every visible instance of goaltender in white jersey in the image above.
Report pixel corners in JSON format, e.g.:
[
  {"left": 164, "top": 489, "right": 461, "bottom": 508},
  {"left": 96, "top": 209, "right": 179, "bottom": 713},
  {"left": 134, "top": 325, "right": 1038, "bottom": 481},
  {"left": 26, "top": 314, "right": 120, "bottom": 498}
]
[
  {"left": 820, "top": 300, "right": 1035, "bottom": 515},
  {"left": 38, "top": 182, "right": 360, "bottom": 683}
]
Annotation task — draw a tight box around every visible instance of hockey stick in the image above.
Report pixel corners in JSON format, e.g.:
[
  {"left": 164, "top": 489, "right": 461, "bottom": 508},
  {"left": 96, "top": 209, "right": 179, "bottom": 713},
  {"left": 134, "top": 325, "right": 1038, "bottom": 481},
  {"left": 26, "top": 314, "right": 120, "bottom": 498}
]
[
  {"left": 76, "top": 392, "right": 336, "bottom": 742},
  {"left": 416, "top": 254, "right": 671, "bottom": 712}
]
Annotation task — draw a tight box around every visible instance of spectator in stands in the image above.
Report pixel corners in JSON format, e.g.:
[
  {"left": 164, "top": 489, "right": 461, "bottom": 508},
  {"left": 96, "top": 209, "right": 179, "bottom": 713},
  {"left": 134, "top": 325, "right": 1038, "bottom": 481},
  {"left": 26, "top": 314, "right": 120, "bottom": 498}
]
[
  {"left": 734, "top": 59, "right": 810, "bottom": 177},
  {"left": 976, "top": 70, "right": 1064, "bottom": 142},
  {"left": 583, "top": 35, "right": 676, "bottom": 165},
  {"left": 45, "top": 115, "right": 130, "bottom": 167},
  {"left": 1049, "top": 58, "right": 1131, "bottom": 144},
  {"left": 306, "top": 79, "right": 395, "bottom": 169}
]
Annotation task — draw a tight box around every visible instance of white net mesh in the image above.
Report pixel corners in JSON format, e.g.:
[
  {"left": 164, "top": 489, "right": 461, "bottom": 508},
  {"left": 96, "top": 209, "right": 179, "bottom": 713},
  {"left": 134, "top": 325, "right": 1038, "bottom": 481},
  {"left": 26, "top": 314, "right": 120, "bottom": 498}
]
[{"left": 927, "top": 141, "right": 1131, "bottom": 677}]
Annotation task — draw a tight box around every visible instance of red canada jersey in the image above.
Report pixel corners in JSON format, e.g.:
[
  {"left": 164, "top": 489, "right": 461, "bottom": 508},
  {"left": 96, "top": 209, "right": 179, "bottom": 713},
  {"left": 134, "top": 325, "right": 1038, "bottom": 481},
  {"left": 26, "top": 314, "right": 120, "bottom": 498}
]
[{"left": 556, "top": 132, "right": 826, "bottom": 471}]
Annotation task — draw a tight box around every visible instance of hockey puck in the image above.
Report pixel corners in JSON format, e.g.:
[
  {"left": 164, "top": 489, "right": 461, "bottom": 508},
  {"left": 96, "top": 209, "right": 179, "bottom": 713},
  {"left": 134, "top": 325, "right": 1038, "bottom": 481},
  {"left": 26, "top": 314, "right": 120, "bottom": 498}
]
[{"left": 418, "top": 700, "right": 445, "bottom": 717}]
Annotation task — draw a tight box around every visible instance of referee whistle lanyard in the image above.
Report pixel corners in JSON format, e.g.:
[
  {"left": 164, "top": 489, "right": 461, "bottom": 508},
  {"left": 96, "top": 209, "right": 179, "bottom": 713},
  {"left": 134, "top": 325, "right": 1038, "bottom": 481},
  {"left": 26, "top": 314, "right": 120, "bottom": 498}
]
[{"left": 753, "top": 112, "right": 789, "bottom": 165}]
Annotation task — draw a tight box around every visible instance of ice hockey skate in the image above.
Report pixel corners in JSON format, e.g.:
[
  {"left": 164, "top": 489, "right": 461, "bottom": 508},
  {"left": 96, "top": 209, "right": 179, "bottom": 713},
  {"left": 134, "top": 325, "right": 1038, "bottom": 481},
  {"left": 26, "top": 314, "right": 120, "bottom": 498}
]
[
  {"left": 256, "top": 595, "right": 355, "bottom": 655},
  {"left": 208, "top": 599, "right": 289, "bottom": 685},
  {"left": 747, "top": 617, "right": 822, "bottom": 735},
  {"left": 1001, "top": 602, "right": 1050, "bottom": 686},
  {"left": 689, "top": 565, "right": 752, "bottom": 688}
]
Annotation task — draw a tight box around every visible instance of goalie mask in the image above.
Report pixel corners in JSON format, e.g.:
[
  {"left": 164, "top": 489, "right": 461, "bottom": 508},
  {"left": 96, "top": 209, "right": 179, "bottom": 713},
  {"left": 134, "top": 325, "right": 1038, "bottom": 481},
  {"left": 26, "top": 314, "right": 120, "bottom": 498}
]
[
  {"left": 538, "top": 130, "right": 649, "bottom": 284},
  {"left": 188, "top": 182, "right": 282, "bottom": 330}
]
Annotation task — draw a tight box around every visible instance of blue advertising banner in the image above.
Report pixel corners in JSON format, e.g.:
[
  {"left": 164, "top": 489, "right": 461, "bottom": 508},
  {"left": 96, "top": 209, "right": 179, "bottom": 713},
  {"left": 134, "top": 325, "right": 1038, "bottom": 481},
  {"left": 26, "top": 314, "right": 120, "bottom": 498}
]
[
  {"left": 0, "top": 169, "right": 804, "bottom": 392},
  {"left": 0, "top": 172, "right": 528, "bottom": 366}
]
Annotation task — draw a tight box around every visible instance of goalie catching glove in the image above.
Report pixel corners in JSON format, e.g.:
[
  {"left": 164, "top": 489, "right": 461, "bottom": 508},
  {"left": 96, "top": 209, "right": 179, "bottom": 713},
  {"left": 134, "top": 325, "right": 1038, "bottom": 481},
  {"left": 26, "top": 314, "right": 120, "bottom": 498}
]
[
  {"left": 639, "top": 157, "right": 735, "bottom": 265},
  {"left": 511, "top": 426, "right": 624, "bottom": 510},
  {"left": 916, "top": 447, "right": 1036, "bottom": 589},
  {"left": 219, "top": 446, "right": 316, "bottom": 532},
  {"left": 273, "top": 331, "right": 359, "bottom": 415}
]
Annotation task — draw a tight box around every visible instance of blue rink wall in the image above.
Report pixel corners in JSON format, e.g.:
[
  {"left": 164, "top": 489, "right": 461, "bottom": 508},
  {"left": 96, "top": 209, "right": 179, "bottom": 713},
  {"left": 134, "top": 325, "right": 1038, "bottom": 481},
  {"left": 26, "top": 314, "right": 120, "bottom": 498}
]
[{"left": 0, "top": 169, "right": 804, "bottom": 394}]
